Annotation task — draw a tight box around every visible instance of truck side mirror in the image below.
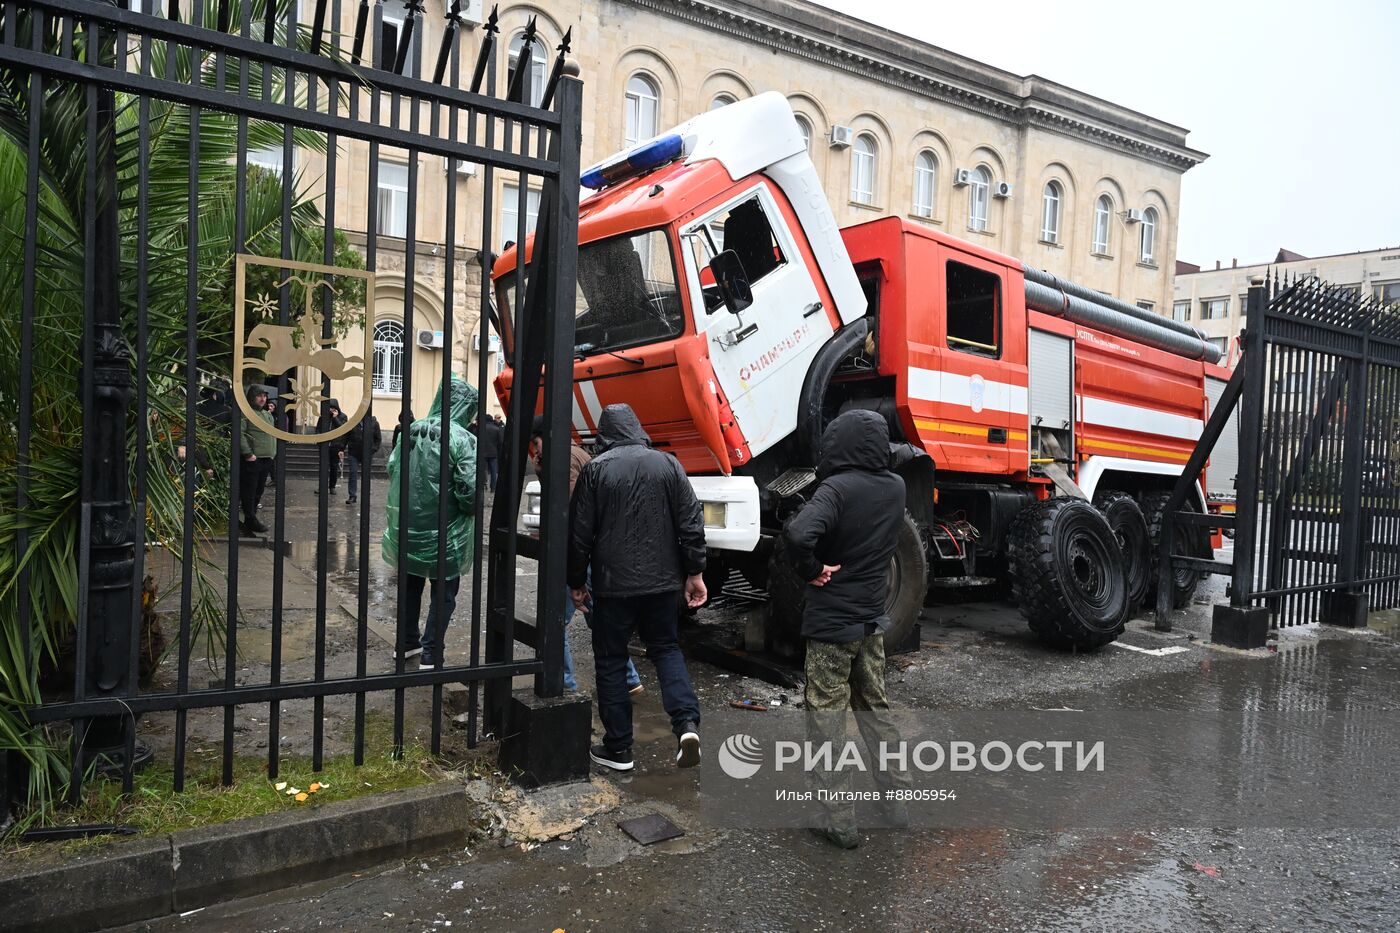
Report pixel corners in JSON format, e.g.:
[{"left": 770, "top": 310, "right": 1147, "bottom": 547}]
[{"left": 709, "top": 250, "right": 753, "bottom": 315}]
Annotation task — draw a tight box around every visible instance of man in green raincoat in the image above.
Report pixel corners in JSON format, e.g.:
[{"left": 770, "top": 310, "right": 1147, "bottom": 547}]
[{"left": 383, "top": 376, "right": 478, "bottom": 668}]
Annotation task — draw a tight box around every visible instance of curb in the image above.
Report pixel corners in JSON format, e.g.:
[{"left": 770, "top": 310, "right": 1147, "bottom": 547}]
[{"left": 0, "top": 780, "right": 478, "bottom": 933}]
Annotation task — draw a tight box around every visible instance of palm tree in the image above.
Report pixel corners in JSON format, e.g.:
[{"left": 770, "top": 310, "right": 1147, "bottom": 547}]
[{"left": 0, "top": 0, "right": 349, "bottom": 821}]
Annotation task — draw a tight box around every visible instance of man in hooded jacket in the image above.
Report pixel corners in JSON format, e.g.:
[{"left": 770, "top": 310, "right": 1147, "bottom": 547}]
[
  {"left": 782, "top": 409, "right": 912, "bottom": 848},
  {"left": 382, "top": 377, "right": 478, "bottom": 667},
  {"left": 239, "top": 385, "right": 277, "bottom": 535},
  {"left": 568, "top": 404, "right": 707, "bottom": 772}
]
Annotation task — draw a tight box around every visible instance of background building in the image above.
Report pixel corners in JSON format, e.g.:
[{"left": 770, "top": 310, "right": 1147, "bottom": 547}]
[
  {"left": 288, "top": 0, "right": 1207, "bottom": 424},
  {"left": 1173, "top": 246, "right": 1400, "bottom": 362}
]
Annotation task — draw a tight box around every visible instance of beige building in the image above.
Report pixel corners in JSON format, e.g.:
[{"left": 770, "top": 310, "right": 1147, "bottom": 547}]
[
  {"left": 1173, "top": 246, "right": 1400, "bottom": 363},
  {"left": 285, "top": 0, "right": 1207, "bottom": 423}
]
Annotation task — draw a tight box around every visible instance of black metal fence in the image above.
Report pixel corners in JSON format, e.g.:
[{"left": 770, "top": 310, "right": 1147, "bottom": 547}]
[
  {"left": 1158, "top": 275, "right": 1400, "bottom": 629},
  {"left": 2, "top": 0, "right": 580, "bottom": 809}
]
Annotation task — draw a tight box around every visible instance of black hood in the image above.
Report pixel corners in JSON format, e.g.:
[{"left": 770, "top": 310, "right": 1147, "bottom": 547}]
[
  {"left": 818, "top": 409, "right": 889, "bottom": 477},
  {"left": 246, "top": 384, "right": 269, "bottom": 408},
  {"left": 595, "top": 404, "right": 650, "bottom": 451}
]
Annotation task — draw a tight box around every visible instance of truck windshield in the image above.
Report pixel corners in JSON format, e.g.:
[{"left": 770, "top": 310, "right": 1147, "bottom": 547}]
[{"left": 497, "top": 229, "right": 683, "bottom": 357}]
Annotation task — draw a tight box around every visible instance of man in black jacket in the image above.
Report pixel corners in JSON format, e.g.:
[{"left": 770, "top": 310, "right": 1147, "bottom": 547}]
[
  {"left": 783, "top": 409, "right": 912, "bottom": 847},
  {"left": 344, "top": 413, "right": 382, "bottom": 504},
  {"left": 317, "top": 399, "right": 348, "bottom": 496},
  {"left": 568, "top": 404, "right": 707, "bottom": 773},
  {"left": 475, "top": 415, "right": 502, "bottom": 493}
]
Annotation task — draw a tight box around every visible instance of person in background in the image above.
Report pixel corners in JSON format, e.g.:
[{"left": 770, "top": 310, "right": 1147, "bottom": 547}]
[
  {"left": 529, "top": 416, "right": 641, "bottom": 697},
  {"left": 317, "top": 399, "right": 348, "bottom": 497},
  {"left": 476, "top": 413, "right": 503, "bottom": 493},
  {"left": 382, "top": 377, "right": 478, "bottom": 667},
  {"left": 344, "top": 411, "right": 382, "bottom": 505},
  {"left": 568, "top": 403, "right": 706, "bottom": 773},
  {"left": 239, "top": 385, "right": 276, "bottom": 535},
  {"left": 782, "top": 409, "right": 912, "bottom": 849}
]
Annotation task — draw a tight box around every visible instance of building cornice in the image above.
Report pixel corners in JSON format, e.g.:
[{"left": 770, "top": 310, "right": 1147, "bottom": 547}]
[{"left": 620, "top": 0, "right": 1208, "bottom": 172}]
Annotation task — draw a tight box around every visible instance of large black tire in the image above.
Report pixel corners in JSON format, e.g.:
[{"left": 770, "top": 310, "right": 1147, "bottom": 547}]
[
  {"left": 1094, "top": 491, "right": 1152, "bottom": 613},
  {"left": 1009, "top": 498, "right": 1129, "bottom": 650},
  {"left": 1140, "top": 490, "right": 1208, "bottom": 610},
  {"left": 766, "top": 511, "right": 928, "bottom": 661}
]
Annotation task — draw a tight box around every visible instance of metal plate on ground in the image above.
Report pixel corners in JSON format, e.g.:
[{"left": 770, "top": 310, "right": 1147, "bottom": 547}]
[{"left": 618, "top": 813, "right": 685, "bottom": 846}]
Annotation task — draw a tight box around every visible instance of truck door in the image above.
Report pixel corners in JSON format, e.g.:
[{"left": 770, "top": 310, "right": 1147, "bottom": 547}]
[{"left": 679, "top": 184, "right": 832, "bottom": 458}]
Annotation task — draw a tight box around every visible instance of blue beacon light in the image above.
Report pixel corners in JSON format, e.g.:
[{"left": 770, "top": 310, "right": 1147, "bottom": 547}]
[{"left": 580, "top": 134, "right": 684, "bottom": 190}]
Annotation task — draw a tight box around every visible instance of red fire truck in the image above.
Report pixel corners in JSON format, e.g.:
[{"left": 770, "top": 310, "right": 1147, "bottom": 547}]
[{"left": 497, "top": 93, "right": 1228, "bottom": 652}]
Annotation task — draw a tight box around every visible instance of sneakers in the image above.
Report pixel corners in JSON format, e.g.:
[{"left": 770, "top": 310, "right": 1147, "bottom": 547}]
[
  {"left": 628, "top": 683, "right": 645, "bottom": 698},
  {"left": 418, "top": 650, "right": 437, "bottom": 669},
  {"left": 590, "top": 744, "right": 634, "bottom": 772},
  {"left": 810, "top": 825, "right": 860, "bottom": 849},
  {"left": 392, "top": 646, "right": 423, "bottom": 662},
  {"left": 346, "top": 496, "right": 357, "bottom": 505},
  {"left": 676, "top": 723, "right": 701, "bottom": 768}
]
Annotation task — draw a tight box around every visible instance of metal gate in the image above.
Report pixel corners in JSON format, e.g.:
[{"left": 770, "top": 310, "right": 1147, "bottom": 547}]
[
  {"left": 1157, "top": 275, "right": 1400, "bottom": 629},
  {"left": 2, "top": 0, "right": 581, "bottom": 809}
]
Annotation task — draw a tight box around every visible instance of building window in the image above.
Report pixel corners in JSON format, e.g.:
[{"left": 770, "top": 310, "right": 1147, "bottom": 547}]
[
  {"left": 946, "top": 260, "right": 1000, "bottom": 356},
  {"left": 851, "top": 133, "right": 877, "bottom": 205},
  {"left": 795, "top": 115, "right": 812, "bottom": 154},
  {"left": 1040, "top": 181, "right": 1062, "bottom": 244},
  {"left": 1092, "top": 195, "right": 1112, "bottom": 255},
  {"left": 376, "top": 161, "right": 408, "bottom": 237},
  {"left": 968, "top": 166, "right": 990, "bottom": 232},
  {"left": 1238, "top": 293, "right": 1250, "bottom": 317},
  {"left": 1140, "top": 207, "right": 1158, "bottom": 263},
  {"left": 624, "top": 74, "right": 659, "bottom": 147},
  {"left": 710, "top": 93, "right": 737, "bottom": 110},
  {"left": 1136, "top": 300, "right": 1154, "bottom": 312},
  {"left": 1172, "top": 300, "right": 1190, "bottom": 322},
  {"left": 507, "top": 32, "right": 548, "bottom": 107},
  {"left": 912, "top": 151, "right": 936, "bottom": 219},
  {"left": 1375, "top": 282, "right": 1400, "bottom": 306},
  {"left": 1201, "top": 297, "right": 1228, "bottom": 320},
  {"left": 248, "top": 142, "right": 284, "bottom": 175},
  {"left": 1210, "top": 337, "right": 1228, "bottom": 355},
  {"left": 378, "top": 0, "right": 408, "bottom": 68},
  {"left": 501, "top": 184, "right": 541, "bottom": 248},
  {"left": 372, "top": 320, "right": 405, "bottom": 395}
]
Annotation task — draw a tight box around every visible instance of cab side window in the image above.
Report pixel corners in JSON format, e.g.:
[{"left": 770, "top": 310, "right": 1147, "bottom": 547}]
[
  {"left": 686, "top": 194, "right": 788, "bottom": 312},
  {"left": 946, "top": 260, "right": 1000, "bottom": 357}
]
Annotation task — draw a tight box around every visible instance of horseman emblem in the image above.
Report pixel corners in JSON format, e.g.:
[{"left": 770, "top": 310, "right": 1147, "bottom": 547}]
[{"left": 233, "top": 254, "right": 376, "bottom": 444}]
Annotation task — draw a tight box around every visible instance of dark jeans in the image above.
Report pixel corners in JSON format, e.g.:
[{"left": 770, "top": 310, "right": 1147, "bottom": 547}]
[
  {"left": 400, "top": 574, "right": 460, "bottom": 656},
  {"left": 239, "top": 457, "right": 271, "bottom": 527},
  {"left": 484, "top": 456, "right": 498, "bottom": 492},
  {"left": 592, "top": 591, "right": 699, "bottom": 754},
  {"left": 327, "top": 452, "right": 342, "bottom": 490},
  {"left": 346, "top": 453, "right": 361, "bottom": 500}
]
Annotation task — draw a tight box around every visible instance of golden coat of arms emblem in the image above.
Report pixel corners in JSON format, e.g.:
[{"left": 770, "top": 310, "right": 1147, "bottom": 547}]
[{"left": 233, "top": 254, "right": 376, "bottom": 444}]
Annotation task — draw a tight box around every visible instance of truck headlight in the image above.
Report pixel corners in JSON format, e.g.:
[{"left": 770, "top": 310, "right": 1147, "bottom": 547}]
[
  {"left": 527, "top": 493, "right": 542, "bottom": 515},
  {"left": 703, "top": 501, "right": 727, "bottom": 529}
]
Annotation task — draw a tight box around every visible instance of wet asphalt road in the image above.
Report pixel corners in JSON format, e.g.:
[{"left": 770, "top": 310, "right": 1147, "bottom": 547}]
[{"left": 118, "top": 478, "right": 1400, "bottom": 932}]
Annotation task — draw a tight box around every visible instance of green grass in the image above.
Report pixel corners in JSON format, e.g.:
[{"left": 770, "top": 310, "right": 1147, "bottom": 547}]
[{"left": 3, "top": 714, "right": 495, "bottom": 860}]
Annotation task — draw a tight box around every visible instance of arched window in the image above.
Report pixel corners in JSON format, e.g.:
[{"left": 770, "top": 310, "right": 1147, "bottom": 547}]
[
  {"left": 1092, "top": 194, "right": 1113, "bottom": 255},
  {"left": 624, "top": 74, "right": 659, "bottom": 147},
  {"left": 1140, "top": 207, "right": 1158, "bottom": 263},
  {"left": 968, "top": 166, "right": 990, "bottom": 232},
  {"left": 507, "top": 32, "right": 547, "bottom": 107},
  {"left": 794, "top": 115, "right": 812, "bottom": 154},
  {"left": 913, "top": 151, "right": 936, "bottom": 219},
  {"left": 1040, "top": 181, "right": 1062, "bottom": 244},
  {"left": 372, "top": 320, "right": 405, "bottom": 395},
  {"left": 851, "top": 133, "right": 877, "bottom": 205},
  {"left": 710, "top": 93, "right": 737, "bottom": 110}
]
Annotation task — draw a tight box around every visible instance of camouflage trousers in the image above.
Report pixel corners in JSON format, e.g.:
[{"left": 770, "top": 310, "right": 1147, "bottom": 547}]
[{"left": 803, "top": 634, "right": 911, "bottom": 830}]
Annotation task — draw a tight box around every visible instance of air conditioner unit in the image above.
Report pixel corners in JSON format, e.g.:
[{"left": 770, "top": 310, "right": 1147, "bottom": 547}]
[
  {"left": 446, "top": 158, "right": 477, "bottom": 176},
  {"left": 472, "top": 334, "right": 502, "bottom": 354},
  {"left": 455, "top": 0, "right": 486, "bottom": 26},
  {"left": 828, "top": 125, "right": 854, "bottom": 148},
  {"left": 1124, "top": 208, "right": 1145, "bottom": 224},
  {"left": 993, "top": 181, "right": 1013, "bottom": 199},
  {"left": 416, "top": 329, "right": 444, "bottom": 349},
  {"left": 952, "top": 168, "right": 973, "bottom": 187}
]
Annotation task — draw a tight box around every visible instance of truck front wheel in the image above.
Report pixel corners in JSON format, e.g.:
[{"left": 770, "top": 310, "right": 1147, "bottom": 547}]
[
  {"left": 1009, "top": 498, "right": 1128, "bottom": 650},
  {"left": 766, "top": 511, "right": 928, "bottom": 661}
]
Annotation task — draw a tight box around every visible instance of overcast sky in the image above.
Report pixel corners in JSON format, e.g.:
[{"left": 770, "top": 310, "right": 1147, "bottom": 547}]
[{"left": 811, "top": 0, "right": 1398, "bottom": 266}]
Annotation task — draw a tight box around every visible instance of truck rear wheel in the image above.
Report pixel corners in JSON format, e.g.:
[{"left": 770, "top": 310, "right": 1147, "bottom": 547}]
[
  {"left": 1009, "top": 498, "right": 1128, "bottom": 650},
  {"left": 1140, "top": 491, "right": 1207, "bottom": 609},
  {"left": 1093, "top": 491, "right": 1152, "bottom": 612},
  {"left": 766, "top": 511, "right": 928, "bottom": 661}
]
